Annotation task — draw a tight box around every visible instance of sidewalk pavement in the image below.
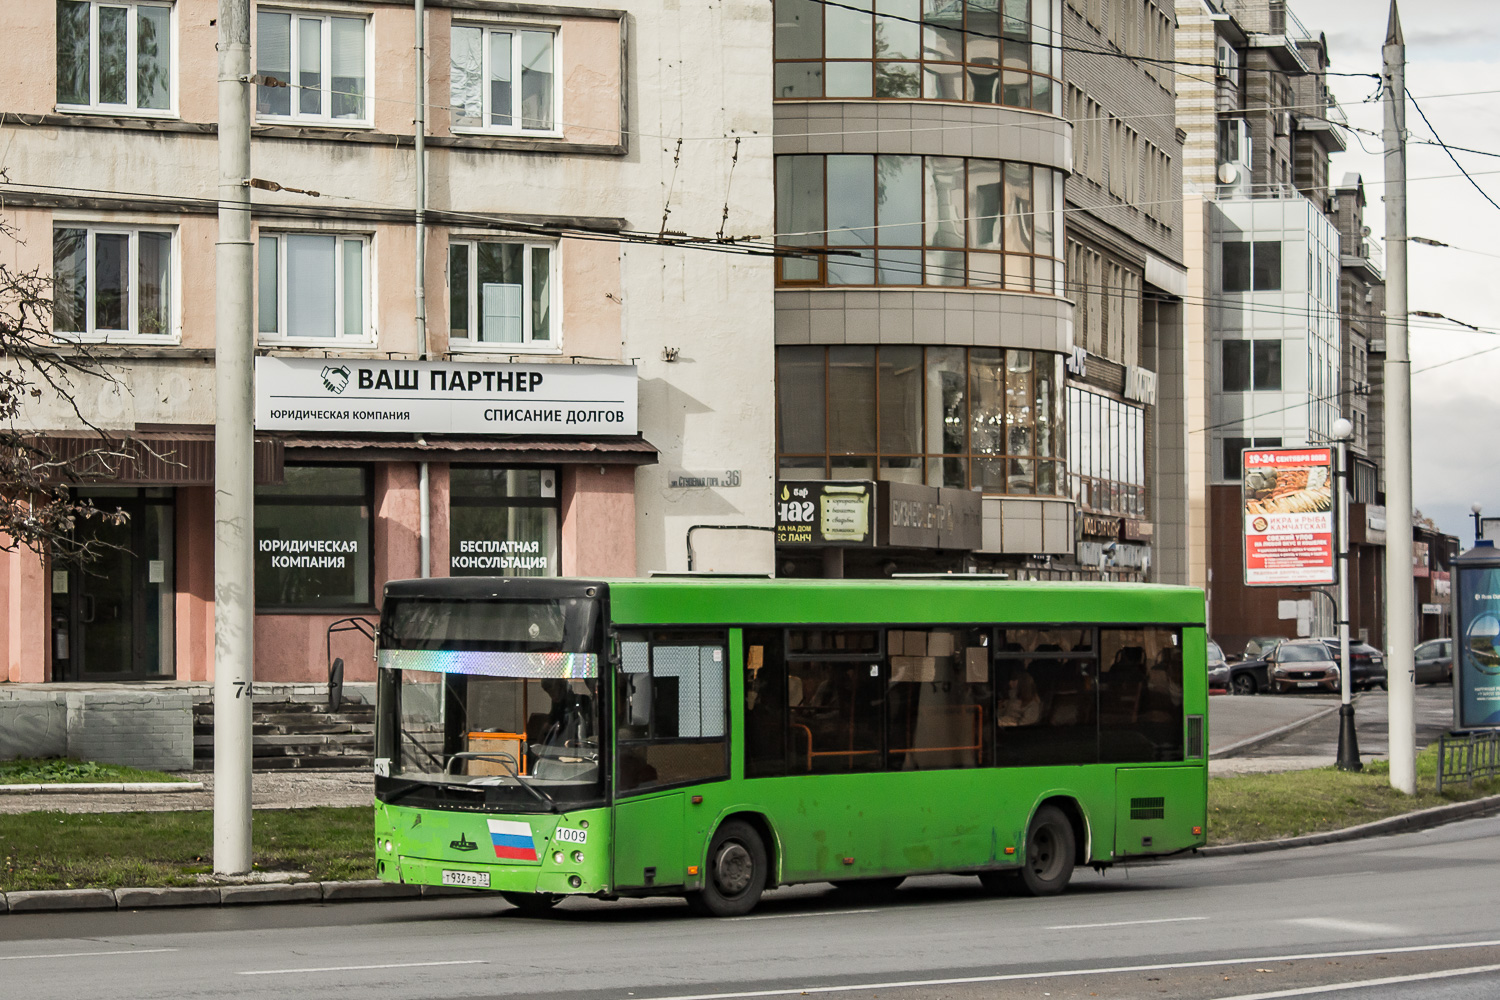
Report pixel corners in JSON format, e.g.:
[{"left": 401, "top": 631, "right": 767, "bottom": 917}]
[
  {"left": 1208, "top": 692, "right": 1347, "bottom": 776},
  {"left": 0, "top": 770, "right": 373, "bottom": 814}
]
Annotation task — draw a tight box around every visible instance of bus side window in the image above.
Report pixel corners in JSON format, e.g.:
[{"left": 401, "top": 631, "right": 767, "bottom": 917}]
[
  {"left": 1100, "top": 627, "right": 1183, "bottom": 763},
  {"left": 995, "top": 628, "right": 1098, "bottom": 767},
  {"left": 616, "top": 630, "right": 730, "bottom": 794},
  {"left": 745, "top": 629, "right": 787, "bottom": 778},
  {"left": 887, "top": 627, "right": 991, "bottom": 771}
]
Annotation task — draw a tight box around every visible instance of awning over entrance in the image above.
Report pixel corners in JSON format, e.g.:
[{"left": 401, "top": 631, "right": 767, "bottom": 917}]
[
  {"left": 29, "top": 429, "right": 285, "bottom": 485},
  {"left": 270, "top": 433, "right": 659, "bottom": 466}
]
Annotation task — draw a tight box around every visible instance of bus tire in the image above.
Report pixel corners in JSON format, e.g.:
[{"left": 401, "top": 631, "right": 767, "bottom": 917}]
[
  {"left": 501, "top": 891, "right": 565, "bottom": 914},
  {"left": 686, "top": 820, "right": 766, "bottom": 917},
  {"left": 1017, "top": 805, "right": 1075, "bottom": 897}
]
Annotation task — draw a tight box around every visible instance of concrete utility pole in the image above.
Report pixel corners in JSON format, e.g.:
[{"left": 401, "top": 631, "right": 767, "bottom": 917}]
[
  {"left": 213, "top": 0, "right": 255, "bottom": 874},
  {"left": 1383, "top": 1, "right": 1417, "bottom": 795},
  {"left": 415, "top": 0, "right": 431, "bottom": 578}
]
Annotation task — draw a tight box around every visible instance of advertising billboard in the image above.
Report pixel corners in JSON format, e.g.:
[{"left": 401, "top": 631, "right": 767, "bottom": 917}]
[
  {"left": 1455, "top": 555, "right": 1500, "bottom": 729},
  {"left": 1242, "top": 447, "right": 1335, "bottom": 587},
  {"left": 774, "top": 481, "right": 875, "bottom": 547}
]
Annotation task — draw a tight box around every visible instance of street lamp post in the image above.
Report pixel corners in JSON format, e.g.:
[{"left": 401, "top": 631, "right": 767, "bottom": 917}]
[
  {"left": 1473, "top": 503, "right": 1484, "bottom": 546},
  {"left": 1333, "top": 417, "right": 1361, "bottom": 771}
]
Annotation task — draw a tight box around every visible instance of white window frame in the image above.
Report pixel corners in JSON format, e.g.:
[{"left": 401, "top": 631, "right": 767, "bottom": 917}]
[
  {"left": 449, "top": 22, "right": 562, "bottom": 137},
  {"left": 447, "top": 239, "right": 559, "bottom": 353},
  {"left": 256, "top": 230, "right": 374, "bottom": 346},
  {"left": 55, "top": 1, "right": 178, "bottom": 117},
  {"left": 254, "top": 9, "right": 372, "bottom": 127},
  {"left": 50, "top": 224, "right": 180, "bottom": 344}
]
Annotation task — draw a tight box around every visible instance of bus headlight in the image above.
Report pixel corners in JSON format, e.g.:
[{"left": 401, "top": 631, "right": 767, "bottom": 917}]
[
  {"left": 568, "top": 875, "right": 583, "bottom": 888},
  {"left": 572, "top": 851, "right": 585, "bottom": 864},
  {"left": 553, "top": 851, "right": 565, "bottom": 864},
  {"left": 384, "top": 840, "right": 393, "bottom": 853}
]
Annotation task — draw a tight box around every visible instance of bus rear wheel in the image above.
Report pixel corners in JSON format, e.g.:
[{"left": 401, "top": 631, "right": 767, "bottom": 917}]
[
  {"left": 686, "top": 820, "right": 766, "bottom": 917},
  {"left": 1018, "top": 805, "right": 1075, "bottom": 896},
  {"left": 501, "top": 891, "right": 565, "bottom": 914}
]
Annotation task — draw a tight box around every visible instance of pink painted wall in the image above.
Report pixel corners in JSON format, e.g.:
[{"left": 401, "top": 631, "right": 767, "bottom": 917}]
[
  {"left": 174, "top": 486, "right": 214, "bottom": 681},
  {"left": 0, "top": 543, "right": 48, "bottom": 683},
  {"left": 560, "top": 465, "right": 637, "bottom": 577}
]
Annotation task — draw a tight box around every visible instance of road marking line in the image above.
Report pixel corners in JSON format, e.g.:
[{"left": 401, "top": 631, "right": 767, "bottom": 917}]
[
  {"left": 733, "top": 909, "right": 880, "bottom": 922},
  {"left": 0, "top": 949, "right": 177, "bottom": 962},
  {"left": 238, "top": 959, "right": 487, "bottom": 976},
  {"left": 1286, "top": 917, "right": 1407, "bottom": 936},
  {"left": 1047, "top": 916, "right": 1207, "bottom": 930},
  {"left": 621, "top": 938, "right": 1500, "bottom": 1000},
  {"left": 1212, "top": 962, "right": 1500, "bottom": 1000}
]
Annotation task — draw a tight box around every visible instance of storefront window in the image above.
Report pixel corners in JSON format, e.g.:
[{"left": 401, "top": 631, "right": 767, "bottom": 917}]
[
  {"left": 449, "top": 467, "right": 559, "bottom": 577},
  {"left": 775, "top": 154, "right": 1064, "bottom": 290},
  {"left": 777, "top": 346, "right": 1065, "bottom": 495},
  {"left": 1066, "top": 387, "right": 1145, "bottom": 517},
  {"left": 773, "top": 0, "right": 1062, "bottom": 114},
  {"left": 255, "top": 465, "right": 372, "bottom": 610}
]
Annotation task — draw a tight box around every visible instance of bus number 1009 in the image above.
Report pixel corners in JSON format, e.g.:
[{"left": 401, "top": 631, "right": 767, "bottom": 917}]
[{"left": 555, "top": 827, "right": 587, "bottom": 845}]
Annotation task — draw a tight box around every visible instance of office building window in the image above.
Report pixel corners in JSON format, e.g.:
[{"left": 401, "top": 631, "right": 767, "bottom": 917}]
[
  {"left": 1066, "top": 387, "right": 1145, "bottom": 517},
  {"left": 449, "top": 468, "right": 560, "bottom": 577},
  {"left": 448, "top": 241, "right": 555, "bottom": 348},
  {"left": 776, "top": 154, "right": 1065, "bottom": 291},
  {"left": 256, "top": 10, "right": 368, "bottom": 123},
  {"left": 777, "top": 345, "right": 1066, "bottom": 495},
  {"left": 52, "top": 226, "right": 174, "bottom": 341},
  {"left": 1222, "top": 240, "right": 1282, "bottom": 292},
  {"left": 450, "top": 23, "right": 556, "bottom": 132},
  {"left": 257, "top": 232, "right": 370, "bottom": 342},
  {"left": 1222, "top": 340, "right": 1282, "bottom": 391},
  {"left": 56, "top": 1, "right": 173, "bottom": 113},
  {"left": 1221, "top": 437, "right": 1282, "bottom": 481},
  {"left": 773, "top": 0, "right": 1063, "bottom": 115},
  {"left": 255, "top": 465, "right": 372, "bottom": 610}
]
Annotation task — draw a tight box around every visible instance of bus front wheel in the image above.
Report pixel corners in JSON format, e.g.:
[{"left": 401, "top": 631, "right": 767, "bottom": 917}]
[
  {"left": 686, "top": 820, "right": 767, "bottom": 917},
  {"left": 1018, "top": 805, "right": 1075, "bottom": 896}
]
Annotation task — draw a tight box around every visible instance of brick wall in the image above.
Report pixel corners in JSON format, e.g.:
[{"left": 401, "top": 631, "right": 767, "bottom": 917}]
[{"left": 0, "top": 689, "right": 192, "bottom": 771}]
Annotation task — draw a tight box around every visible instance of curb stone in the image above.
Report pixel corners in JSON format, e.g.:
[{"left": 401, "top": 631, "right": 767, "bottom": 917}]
[
  {"left": 0, "top": 783, "right": 204, "bottom": 796},
  {"left": 1198, "top": 791, "right": 1500, "bottom": 856},
  {"left": 116, "top": 887, "right": 223, "bottom": 909},
  {"left": 5, "top": 888, "right": 117, "bottom": 912},
  {"left": 220, "top": 883, "right": 323, "bottom": 905}
]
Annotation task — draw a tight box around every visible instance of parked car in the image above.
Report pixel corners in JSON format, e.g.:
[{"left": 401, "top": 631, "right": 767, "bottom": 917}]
[
  {"left": 1242, "top": 635, "right": 1286, "bottom": 661},
  {"left": 1415, "top": 638, "right": 1454, "bottom": 685},
  {"left": 1315, "top": 639, "right": 1387, "bottom": 691},
  {"left": 1228, "top": 654, "right": 1271, "bottom": 695},
  {"left": 1207, "top": 640, "right": 1230, "bottom": 691},
  {"left": 1267, "top": 639, "right": 1341, "bottom": 694}
]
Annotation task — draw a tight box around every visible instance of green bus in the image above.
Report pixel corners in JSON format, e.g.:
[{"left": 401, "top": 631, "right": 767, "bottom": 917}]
[{"left": 373, "top": 577, "right": 1208, "bottom": 916}]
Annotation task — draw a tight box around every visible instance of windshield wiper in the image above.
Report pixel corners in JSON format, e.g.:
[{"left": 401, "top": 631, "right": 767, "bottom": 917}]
[{"left": 446, "top": 752, "right": 559, "bottom": 814}]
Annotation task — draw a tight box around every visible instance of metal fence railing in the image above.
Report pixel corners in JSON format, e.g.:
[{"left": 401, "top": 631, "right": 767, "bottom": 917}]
[{"left": 1436, "top": 731, "right": 1500, "bottom": 793}]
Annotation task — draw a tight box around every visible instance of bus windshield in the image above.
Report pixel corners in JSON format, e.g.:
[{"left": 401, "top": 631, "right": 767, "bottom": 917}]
[{"left": 376, "top": 595, "right": 606, "bottom": 812}]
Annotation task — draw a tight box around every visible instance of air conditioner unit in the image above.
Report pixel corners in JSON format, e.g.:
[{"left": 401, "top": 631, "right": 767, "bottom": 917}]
[
  {"left": 1275, "top": 112, "right": 1294, "bottom": 136},
  {"left": 1215, "top": 42, "right": 1238, "bottom": 78}
]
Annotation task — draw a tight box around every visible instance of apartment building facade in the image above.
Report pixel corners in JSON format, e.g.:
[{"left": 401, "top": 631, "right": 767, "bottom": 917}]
[
  {"left": 1, "top": 0, "right": 776, "bottom": 685},
  {"left": 1176, "top": 0, "right": 1390, "bottom": 652}
]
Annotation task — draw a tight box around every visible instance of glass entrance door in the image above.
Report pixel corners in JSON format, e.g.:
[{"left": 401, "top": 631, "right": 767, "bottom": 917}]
[{"left": 53, "top": 490, "right": 175, "bottom": 682}]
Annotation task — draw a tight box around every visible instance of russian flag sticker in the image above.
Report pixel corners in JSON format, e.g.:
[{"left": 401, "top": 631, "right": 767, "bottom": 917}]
[{"left": 487, "top": 819, "right": 538, "bottom": 861}]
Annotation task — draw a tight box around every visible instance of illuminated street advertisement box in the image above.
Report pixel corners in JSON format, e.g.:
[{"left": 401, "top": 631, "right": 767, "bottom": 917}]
[
  {"left": 1242, "top": 447, "right": 1334, "bottom": 587},
  {"left": 1453, "top": 545, "right": 1500, "bottom": 729},
  {"left": 255, "top": 357, "right": 638, "bottom": 436}
]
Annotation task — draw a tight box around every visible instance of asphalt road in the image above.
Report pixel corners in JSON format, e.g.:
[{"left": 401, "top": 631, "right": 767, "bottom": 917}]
[{"left": 7, "top": 811, "right": 1500, "bottom": 1000}]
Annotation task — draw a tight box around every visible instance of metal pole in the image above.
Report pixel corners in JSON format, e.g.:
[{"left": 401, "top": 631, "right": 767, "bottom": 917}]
[
  {"left": 213, "top": 0, "right": 254, "bottom": 874},
  {"left": 415, "top": 0, "right": 431, "bottom": 579},
  {"left": 1335, "top": 425, "right": 1360, "bottom": 770},
  {"left": 1383, "top": 1, "right": 1417, "bottom": 794}
]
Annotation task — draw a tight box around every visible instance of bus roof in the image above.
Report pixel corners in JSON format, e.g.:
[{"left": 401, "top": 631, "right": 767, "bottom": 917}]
[{"left": 383, "top": 577, "right": 1205, "bottom": 628}]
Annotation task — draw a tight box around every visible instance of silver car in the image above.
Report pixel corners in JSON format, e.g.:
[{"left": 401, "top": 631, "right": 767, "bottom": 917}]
[{"left": 1268, "top": 639, "right": 1340, "bottom": 694}]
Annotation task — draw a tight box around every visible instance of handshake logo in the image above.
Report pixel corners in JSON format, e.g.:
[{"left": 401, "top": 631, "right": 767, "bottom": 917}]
[{"left": 320, "top": 365, "right": 351, "bottom": 394}]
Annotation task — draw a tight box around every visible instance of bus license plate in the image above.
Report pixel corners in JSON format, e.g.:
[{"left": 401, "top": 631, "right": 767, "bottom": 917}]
[
  {"left": 1297, "top": 681, "right": 1318, "bottom": 688},
  {"left": 442, "top": 870, "right": 490, "bottom": 888}
]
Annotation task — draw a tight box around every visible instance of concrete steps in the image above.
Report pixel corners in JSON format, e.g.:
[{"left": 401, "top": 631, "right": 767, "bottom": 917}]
[{"left": 193, "top": 695, "right": 375, "bottom": 771}]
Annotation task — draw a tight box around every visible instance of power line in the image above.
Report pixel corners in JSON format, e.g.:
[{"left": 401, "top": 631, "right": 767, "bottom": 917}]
[{"left": 1405, "top": 88, "right": 1500, "bottom": 214}]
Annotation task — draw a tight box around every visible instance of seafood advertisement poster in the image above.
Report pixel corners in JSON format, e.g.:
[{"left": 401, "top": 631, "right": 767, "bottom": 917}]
[{"left": 1242, "top": 447, "right": 1335, "bottom": 586}]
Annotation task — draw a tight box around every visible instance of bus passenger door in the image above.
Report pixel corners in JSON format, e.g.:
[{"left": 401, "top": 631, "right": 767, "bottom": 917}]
[{"left": 613, "top": 792, "right": 685, "bottom": 890}]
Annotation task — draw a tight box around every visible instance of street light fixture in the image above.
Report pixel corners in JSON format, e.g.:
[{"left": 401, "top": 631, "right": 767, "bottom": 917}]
[
  {"left": 1473, "top": 502, "right": 1484, "bottom": 546},
  {"left": 1331, "top": 417, "right": 1361, "bottom": 772}
]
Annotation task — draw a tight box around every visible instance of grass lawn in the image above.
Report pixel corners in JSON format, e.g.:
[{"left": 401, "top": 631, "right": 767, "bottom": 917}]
[
  {"left": 0, "top": 758, "right": 184, "bottom": 785},
  {"left": 1207, "top": 746, "right": 1500, "bottom": 844},
  {"left": 0, "top": 808, "right": 374, "bottom": 892}
]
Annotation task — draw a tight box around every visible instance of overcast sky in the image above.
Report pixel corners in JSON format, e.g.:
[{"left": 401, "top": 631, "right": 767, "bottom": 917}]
[{"left": 1282, "top": 0, "right": 1500, "bottom": 543}]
